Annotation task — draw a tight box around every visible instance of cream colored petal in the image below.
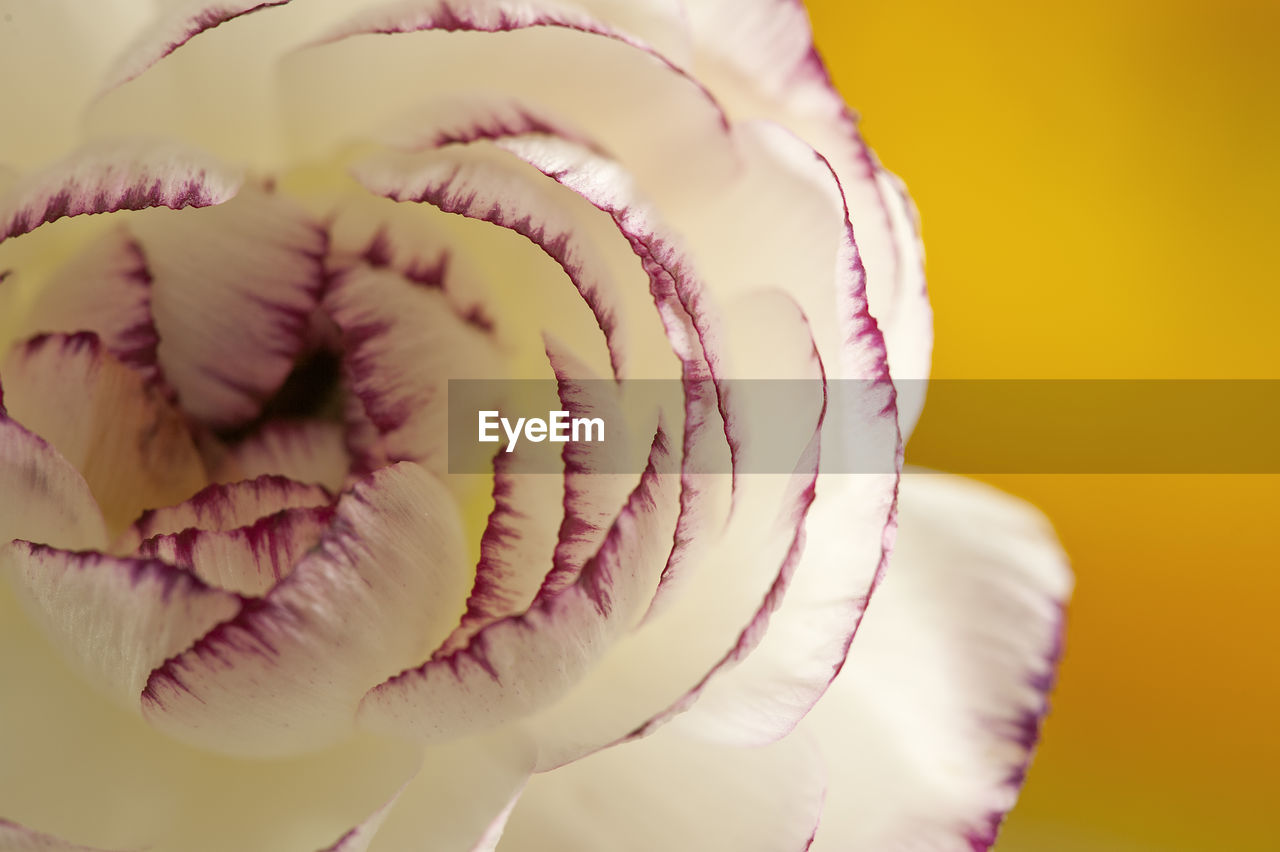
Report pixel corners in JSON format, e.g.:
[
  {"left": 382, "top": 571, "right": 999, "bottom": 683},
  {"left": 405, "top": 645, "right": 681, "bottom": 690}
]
[
  {"left": 0, "top": 575, "right": 419, "bottom": 852},
  {"left": 0, "top": 1, "right": 153, "bottom": 166},
  {"left": 0, "top": 416, "right": 107, "bottom": 552},
  {"left": 498, "top": 726, "right": 824, "bottom": 852},
  {"left": 806, "top": 473, "right": 1071, "bottom": 850},
  {"left": 2, "top": 333, "right": 207, "bottom": 535},
  {"left": 142, "top": 463, "right": 472, "bottom": 757}
]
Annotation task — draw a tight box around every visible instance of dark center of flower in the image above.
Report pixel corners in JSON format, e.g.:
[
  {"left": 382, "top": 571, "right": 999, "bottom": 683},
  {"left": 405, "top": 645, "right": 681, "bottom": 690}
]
[{"left": 216, "top": 346, "right": 346, "bottom": 444}]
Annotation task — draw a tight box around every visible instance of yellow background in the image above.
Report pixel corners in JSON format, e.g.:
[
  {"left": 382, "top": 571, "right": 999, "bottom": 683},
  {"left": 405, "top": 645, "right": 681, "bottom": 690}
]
[{"left": 807, "top": 1, "right": 1279, "bottom": 849}]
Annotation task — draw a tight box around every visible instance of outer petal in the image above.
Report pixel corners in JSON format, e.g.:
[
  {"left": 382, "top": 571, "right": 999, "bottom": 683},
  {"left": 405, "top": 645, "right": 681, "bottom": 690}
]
[
  {"left": 806, "top": 473, "right": 1071, "bottom": 850},
  {"left": 0, "top": 140, "right": 240, "bottom": 246},
  {"left": 101, "top": 0, "right": 295, "bottom": 91},
  {"left": 0, "top": 572, "right": 419, "bottom": 852},
  {"left": 666, "top": 470, "right": 898, "bottom": 747},
  {"left": 683, "top": 1, "right": 933, "bottom": 432},
  {"left": 320, "top": 729, "right": 535, "bottom": 852},
  {"left": 142, "top": 462, "right": 472, "bottom": 757},
  {"left": 3, "top": 543, "right": 241, "bottom": 708},
  {"left": 2, "top": 333, "right": 207, "bottom": 534},
  {"left": 279, "top": 3, "right": 732, "bottom": 188},
  {"left": 0, "top": 2, "right": 152, "bottom": 166},
  {"left": 497, "top": 726, "right": 825, "bottom": 852}
]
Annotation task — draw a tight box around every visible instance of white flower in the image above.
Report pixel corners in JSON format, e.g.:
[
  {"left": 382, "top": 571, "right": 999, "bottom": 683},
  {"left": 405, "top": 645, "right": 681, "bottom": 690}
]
[{"left": 0, "top": 2, "right": 1071, "bottom": 850}]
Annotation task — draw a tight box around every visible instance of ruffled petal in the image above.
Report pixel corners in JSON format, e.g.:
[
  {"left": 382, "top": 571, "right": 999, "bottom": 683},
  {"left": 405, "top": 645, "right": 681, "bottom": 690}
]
[
  {"left": 115, "top": 473, "right": 331, "bottom": 553},
  {"left": 805, "top": 473, "right": 1071, "bottom": 850},
  {"left": 1, "top": 332, "right": 207, "bottom": 534},
  {"left": 0, "top": 140, "right": 240, "bottom": 246},
  {"left": 3, "top": 542, "right": 241, "bottom": 708},
  {"left": 128, "top": 185, "right": 326, "bottom": 428},
  {"left": 357, "top": 430, "right": 680, "bottom": 745},
  {"left": 498, "top": 726, "right": 824, "bottom": 852},
  {"left": 142, "top": 462, "right": 471, "bottom": 757},
  {"left": 135, "top": 505, "right": 334, "bottom": 597}
]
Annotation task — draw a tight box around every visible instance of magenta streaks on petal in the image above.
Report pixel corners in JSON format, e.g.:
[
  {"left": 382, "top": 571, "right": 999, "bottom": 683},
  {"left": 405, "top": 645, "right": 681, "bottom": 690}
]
[
  {"left": 22, "top": 227, "right": 166, "bottom": 390},
  {"left": 359, "top": 429, "right": 679, "bottom": 743},
  {"left": 117, "top": 474, "right": 331, "bottom": 553},
  {"left": 5, "top": 540, "right": 242, "bottom": 705},
  {"left": 140, "top": 463, "right": 470, "bottom": 757},
  {"left": 352, "top": 148, "right": 626, "bottom": 379},
  {"left": 135, "top": 187, "right": 327, "bottom": 428},
  {"left": 102, "top": 1, "right": 295, "bottom": 92},
  {"left": 0, "top": 142, "right": 240, "bottom": 246},
  {"left": 434, "top": 446, "right": 560, "bottom": 658},
  {"left": 135, "top": 504, "right": 335, "bottom": 597},
  {"left": 317, "top": 0, "right": 728, "bottom": 131},
  {"left": 537, "top": 340, "right": 638, "bottom": 598}
]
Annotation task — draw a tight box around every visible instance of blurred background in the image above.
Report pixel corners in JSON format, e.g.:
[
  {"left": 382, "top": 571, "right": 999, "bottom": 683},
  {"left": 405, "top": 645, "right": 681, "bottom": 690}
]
[{"left": 806, "top": 1, "right": 1279, "bottom": 849}]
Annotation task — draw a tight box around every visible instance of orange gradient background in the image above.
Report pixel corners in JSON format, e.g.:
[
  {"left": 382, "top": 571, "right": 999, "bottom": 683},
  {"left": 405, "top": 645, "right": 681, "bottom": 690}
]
[{"left": 806, "top": 1, "right": 1280, "bottom": 849}]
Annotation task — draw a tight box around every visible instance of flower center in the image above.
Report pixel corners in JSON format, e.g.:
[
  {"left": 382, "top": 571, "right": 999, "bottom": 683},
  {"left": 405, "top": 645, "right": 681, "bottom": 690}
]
[{"left": 215, "top": 345, "right": 346, "bottom": 445}]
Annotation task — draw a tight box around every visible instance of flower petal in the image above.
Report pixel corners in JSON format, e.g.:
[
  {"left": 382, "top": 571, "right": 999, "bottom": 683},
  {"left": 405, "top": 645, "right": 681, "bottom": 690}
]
[
  {"left": 351, "top": 143, "right": 632, "bottom": 381},
  {"left": 142, "top": 462, "right": 472, "bottom": 757},
  {"left": 0, "top": 571, "right": 419, "bottom": 851},
  {"left": 2, "top": 332, "right": 207, "bottom": 534},
  {"left": 135, "top": 505, "right": 334, "bottom": 597},
  {"left": 321, "top": 729, "right": 535, "bottom": 852},
  {"left": 127, "top": 185, "right": 326, "bottom": 428},
  {"left": 538, "top": 339, "right": 644, "bottom": 596},
  {"left": 3, "top": 542, "right": 241, "bottom": 708},
  {"left": 280, "top": 3, "right": 732, "bottom": 189},
  {"left": 114, "top": 473, "right": 331, "bottom": 553},
  {"left": 682, "top": 1, "right": 933, "bottom": 430},
  {"left": 805, "top": 473, "right": 1071, "bottom": 850},
  {"left": 101, "top": 0, "right": 295, "bottom": 92},
  {"left": 19, "top": 226, "right": 162, "bottom": 385},
  {"left": 0, "top": 140, "right": 241, "bottom": 246},
  {"left": 0, "top": 416, "right": 108, "bottom": 553},
  {"left": 212, "top": 419, "right": 351, "bottom": 494},
  {"left": 325, "top": 263, "right": 503, "bottom": 476},
  {"left": 357, "top": 429, "right": 680, "bottom": 745},
  {"left": 666, "top": 473, "right": 897, "bottom": 746},
  {"left": 435, "top": 448, "right": 563, "bottom": 657},
  {"left": 0, "top": 2, "right": 152, "bottom": 166},
  {"left": 498, "top": 726, "right": 825, "bottom": 852}
]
